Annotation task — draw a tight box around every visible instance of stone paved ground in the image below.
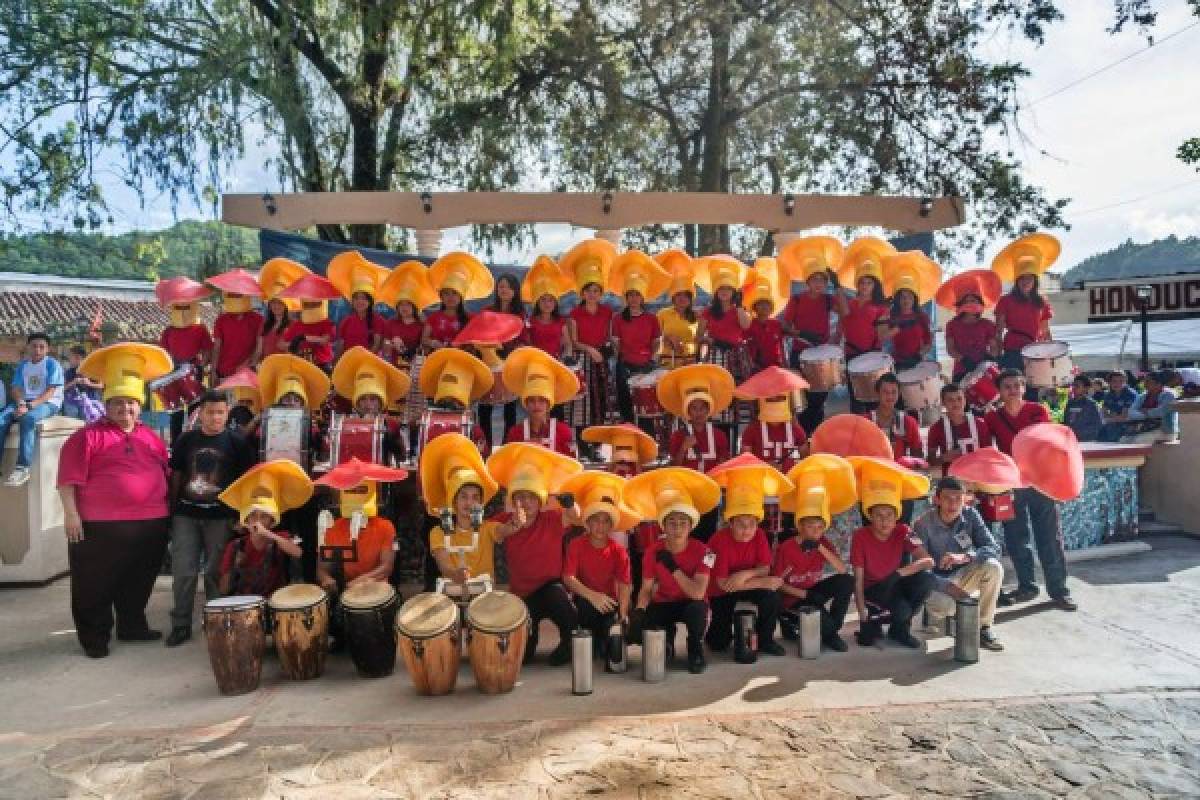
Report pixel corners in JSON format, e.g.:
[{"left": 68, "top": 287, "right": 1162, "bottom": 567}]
[{"left": 3, "top": 689, "right": 1198, "bottom": 799}]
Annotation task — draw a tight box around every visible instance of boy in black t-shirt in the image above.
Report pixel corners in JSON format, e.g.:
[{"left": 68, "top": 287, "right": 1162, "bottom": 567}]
[{"left": 166, "top": 391, "right": 256, "bottom": 646}]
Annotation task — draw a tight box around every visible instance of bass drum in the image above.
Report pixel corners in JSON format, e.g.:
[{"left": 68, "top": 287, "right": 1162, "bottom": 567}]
[
  {"left": 797, "top": 344, "right": 845, "bottom": 392},
  {"left": 847, "top": 351, "right": 894, "bottom": 402},
  {"left": 395, "top": 592, "right": 461, "bottom": 696},
  {"left": 202, "top": 595, "right": 266, "bottom": 696},
  {"left": 466, "top": 591, "right": 529, "bottom": 695},
  {"left": 268, "top": 583, "right": 329, "bottom": 680},
  {"left": 340, "top": 581, "right": 399, "bottom": 679},
  {"left": 260, "top": 408, "right": 311, "bottom": 472}
]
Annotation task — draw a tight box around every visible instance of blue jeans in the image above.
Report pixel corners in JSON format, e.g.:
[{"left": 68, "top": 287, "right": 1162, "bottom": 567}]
[
  {"left": 0, "top": 402, "right": 61, "bottom": 467},
  {"left": 1003, "top": 487, "right": 1070, "bottom": 599}
]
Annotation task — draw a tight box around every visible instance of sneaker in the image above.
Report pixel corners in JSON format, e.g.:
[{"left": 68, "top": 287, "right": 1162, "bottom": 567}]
[
  {"left": 547, "top": 643, "right": 572, "bottom": 666},
  {"left": 1051, "top": 595, "right": 1078, "bottom": 612},
  {"left": 687, "top": 653, "right": 707, "bottom": 674},
  {"left": 4, "top": 467, "right": 30, "bottom": 487},
  {"left": 980, "top": 626, "right": 1004, "bottom": 651},
  {"left": 823, "top": 633, "right": 848, "bottom": 652},
  {"left": 887, "top": 627, "right": 922, "bottom": 649},
  {"left": 116, "top": 628, "right": 162, "bottom": 642},
  {"left": 760, "top": 640, "right": 786, "bottom": 657},
  {"left": 83, "top": 644, "right": 109, "bottom": 659},
  {"left": 855, "top": 625, "right": 880, "bottom": 647},
  {"left": 164, "top": 627, "right": 191, "bottom": 647}
]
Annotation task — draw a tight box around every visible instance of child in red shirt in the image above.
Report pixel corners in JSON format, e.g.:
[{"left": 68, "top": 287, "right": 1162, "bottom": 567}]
[
  {"left": 336, "top": 291, "right": 385, "bottom": 355},
  {"left": 612, "top": 291, "right": 662, "bottom": 425},
  {"left": 217, "top": 510, "right": 302, "bottom": 598},
  {"left": 704, "top": 515, "right": 785, "bottom": 656},
  {"left": 561, "top": 494, "right": 633, "bottom": 664},
  {"left": 745, "top": 302, "right": 785, "bottom": 371},
  {"left": 882, "top": 289, "right": 932, "bottom": 371},
  {"left": 850, "top": 503, "right": 935, "bottom": 648},
  {"left": 772, "top": 516, "right": 853, "bottom": 651}
]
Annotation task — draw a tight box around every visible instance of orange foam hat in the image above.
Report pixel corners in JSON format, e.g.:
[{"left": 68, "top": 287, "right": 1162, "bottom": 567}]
[
  {"left": 935, "top": 269, "right": 1003, "bottom": 311},
  {"left": 779, "top": 236, "right": 845, "bottom": 282},
  {"left": 1011, "top": 423, "right": 1084, "bottom": 501},
  {"left": 314, "top": 457, "right": 409, "bottom": 490},
  {"left": 581, "top": 424, "right": 658, "bottom": 465},
  {"left": 734, "top": 365, "right": 809, "bottom": 400},
  {"left": 810, "top": 414, "right": 894, "bottom": 460}
]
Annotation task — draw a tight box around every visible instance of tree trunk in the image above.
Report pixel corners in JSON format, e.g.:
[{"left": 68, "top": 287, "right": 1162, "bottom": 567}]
[{"left": 697, "top": 10, "right": 732, "bottom": 255}]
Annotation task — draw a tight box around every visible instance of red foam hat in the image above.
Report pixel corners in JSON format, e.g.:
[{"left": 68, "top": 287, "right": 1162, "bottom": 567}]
[
  {"left": 278, "top": 273, "right": 342, "bottom": 301},
  {"left": 155, "top": 276, "right": 211, "bottom": 306},
  {"left": 216, "top": 366, "right": 260, "bottom": 391},
  {"left": 934, "top": 269, "right": 1003, "bottom": 311},
  {"left": 206, "top": 268, "right": 264, "bottom": 298},
  {"left": 896, "top": 455, "right": 930, "bottom": 472},
  {"left": 1011, "top": 423, "right": 1084, "bottom": 502},
  {"left": 452, "top": 310, "right": 525, "bottom": 347},
  {"left": 733, "top": 365, "right": 810, "bottom": 400},
  {"left": 313, "top": 457, "right": 409, "bottom": 490},
  {"left": 810, "top": 414, "right": 894, "bottom": 460},
  {"left": 946, "top": 447, "right": 1023, "bottom": 493}
]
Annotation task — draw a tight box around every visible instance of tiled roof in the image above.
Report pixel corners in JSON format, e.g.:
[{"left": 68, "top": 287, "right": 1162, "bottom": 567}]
[{"left": 0, "top": 291, "right": 218, "bottom": 343}]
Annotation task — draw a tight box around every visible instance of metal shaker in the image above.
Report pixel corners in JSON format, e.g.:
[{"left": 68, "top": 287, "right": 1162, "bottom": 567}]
[
  {"left": 571, "top": 629, "right": 593, "bottom": 695},
  {"left": 605, "top": 622, "right": 627, "bottom": 673},
  {"left": 798, "top": 605, "right": 822, "bottom": 660},
  {"left": 954, "top": 597, "right": 980, "bottom": 663},
  {"left": 642, "top": 628, "right": 666, "bottom": 683},
  {"left": 734, "top": 604, "right": 758, "bottom": 664}
]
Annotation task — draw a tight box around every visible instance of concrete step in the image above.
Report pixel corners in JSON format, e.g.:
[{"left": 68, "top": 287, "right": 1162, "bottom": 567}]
[
  {"left": 1140, "top": 520, "right": 1185, "bottom": 536},
  {"left": 1138, "top": 507, "right": 1156, "bottom": 523}
]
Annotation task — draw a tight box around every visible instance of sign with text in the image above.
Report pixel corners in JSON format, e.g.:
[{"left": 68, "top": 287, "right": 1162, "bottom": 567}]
[{"left": 1087, "top": 277, "right": 1200, "bottom": 322}]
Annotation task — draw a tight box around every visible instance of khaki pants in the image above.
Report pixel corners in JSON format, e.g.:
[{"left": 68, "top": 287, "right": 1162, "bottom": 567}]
[{"left": 926, "top": 559, "right": 1003, "bottom": 627}]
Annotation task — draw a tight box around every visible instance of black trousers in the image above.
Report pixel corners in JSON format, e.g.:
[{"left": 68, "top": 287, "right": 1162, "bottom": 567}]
[
  {"left": 645, "top": 600, "right": 708, "bottom": 657},
  {"left": 797, "top": 391, "right": 828, "bottom": 435},
  {"left": 68, "top": 518, "right": 169, "bottom": 651},
  {"left": 783, "top": 573, "right": 854, "bottom": 637},
  {"left": 863, "top": 570, "right": 935, "bottom": 634},
  {"left": 707, "top": 588, "right": 781, "bottom": 648},
  {"left": 282, "top": 494, "right": 321, "bottom": 584},
  {"left": 575, "top": 594, "right": 618, "bottom": 648},
  {"left": 522, "top": 581, "right": 579, "bottom": 653}
]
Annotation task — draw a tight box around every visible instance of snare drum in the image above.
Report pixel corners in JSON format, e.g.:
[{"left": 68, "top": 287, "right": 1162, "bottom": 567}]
[
  {"left": 847, "top": 352, "right": 895, "bottom": 402},
  {"left": 481, "top": 366, "right": 516, "bottom": 405},
  {"left": 416, "top": 408, "right": 475, "bottom": 460},
  {"left": 395, "top": 592, "right": 461, "bottom": 696},
  {"left": 1021, "top": 341, "right": 1073, "bottom": 389},
  {"left": 466, "top": 591, "right": 530, "bottom": 694},
  {"left": 268, "top": 583, "right": 329, "bottom": 680},
  {"left": 976, "top": 491, "right": 1016, "bottom": 523},
  {"left": 897, "top": 361, "right": 944, "bottom": 411},
  {"left": 340, "top": 581, "right": 399, "bottom": 678},
  {"left": 149, "top": 364, "right": 205, "bottom": 411},
  {"left": 797, "top": 345, "right": 845, "bottom": 392},
  {"left": 202, "top": 595, "right": 266, "bottom": 696},
  {"left": 260, "top": 408, "right": 311, "bottom": 471},
  {"left": 961, "top": 361, "right": 1001, "bottom": 408},
  {"left": 327, "top": 412, "right": 385, "bottom": 466},
  {"left": 630, "top": 369, "right": 667, "bottom": 417}
]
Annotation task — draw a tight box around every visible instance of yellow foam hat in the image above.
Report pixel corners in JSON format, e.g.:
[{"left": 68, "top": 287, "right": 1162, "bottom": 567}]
[
  {"left": 378, "top": 260, "right": 439, "bottom": 311},
  {"left": 487, "top": 442, "right": 583, "bottom": 503},
  {"left": 419, "top": 432, "right": 498, "bottom": 512},
  {"left": 216, "top": 368, "right": 262, "bottom": 414},
  {"left": 883, "top": 250, "right": 942, "bottom": 305},
  {"left": 219, "top": 459, "right": 313, "bottom": 525},
  {"left": 259, "top": 353, "right": 331, "bottom": 410},
  {"left": 781, "top": 454, "right": 858, "bottom": 526},
  {"left": 520, "top": 255, "right": 573, "bottom": 303},
  {"left": 80, "top": 343, "right": 173, "bottom": 402},
  {"left": 657, "top": 363, "right": 735, "bottom": 419},
  {"left": 625, "top": 467, "right": 720, "bottom": 526},
  {"left": 779, "top": 236, "right": 845, "bottom": 282},
  {"left": 419, "top": 347, "right": 494, "bottom": 407},
  {"left": 560, "top": 238, "right": 617, "bottom": 292},
  {"left": 502, "top": 346, "right": 580, "bottom": 407},
  {"left": 332, "top": 346, "right": 411, "bottom": 406},
  {"left": 847, "top": 455, "right": 929, "bottom": 516},
  {"left": 654, "top": 249, "right": 712, "bottom": 297},
  {"left": 428, "top": 251, "right": 494, "bottom": 301},
  {"left": 838, "top": 237, "right": 897, "bottom": 287},
  {"left": 581, "top": 424, "right": 658, "bottom": 465},
  {"left": 742, "top": 257, "right": 789, "bottom": 312},
  {"left": 559, "top": 471, "right": 641, "bottom": 531},
  {"left": 698, "top": 254, "right": 747, "bottom": 292},
  {"left": 259, "top": 257, "right": 311, "bottom": 312},
  {"left": 991, "top": 233, "right": 1061, "bottom": 282},
  {"left": 327, "top": 250, "right": 389, "bottom": 301},
  {"left": 609, "top": 250, "right": 671, "bottom": 301},
  {"left": 707, "top": 454, "right": 795, "bottom": 522}
]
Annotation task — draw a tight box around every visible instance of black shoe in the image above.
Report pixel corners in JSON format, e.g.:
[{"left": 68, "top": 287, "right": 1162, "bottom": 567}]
[
  {"left": 687, "top": 653, "right": 707, "bottom": 674},
  {"left": 980, "top": 626, "right": 1005, "bottom": 651},
  {"left": 855, "top": 626, "right": 879, "bottom": 647},
  {"left": 83, "top": 644, "right": 109, "bottom": 659},
  {"left": 547, "top": 643, "right": 572, "bottom": 666},
  {"left": 706, "top": 638, "right": 729, "bottom": 653},
  {"left": 116, "top": 629, "right": 162, "bottom": 642},
  {"left": 329, "top": 637, "right": 345, "bottom": 654},
  {"left": 1051, "top": 595, "right": 1078, "bottom": 612},
  {"left": 887, "top": 626, "right": 922, "bottom": 649},
  {"left": 760, "top": 640, "right": 786, "bottom": 657},
  {"left": 1012, "top": 585, "right": 1041, "bottom": 603},
  {"left": 780, "top": 622, "right": 799, "bottom": 641},
  {"left": 823, "top": 633, "right": 848, "bottom": 652},
  {"left": 165, "top": 627, "right": 191, "bottom": 647}
]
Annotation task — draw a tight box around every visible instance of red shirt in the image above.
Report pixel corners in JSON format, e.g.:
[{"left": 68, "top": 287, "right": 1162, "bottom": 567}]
[
  {"left": 886, "top": 310, "right": 931, "bottom": 361},
  {"left": 746, "top": 318, "right": 785, "bottom": 368},
  {"left": 865, "top": 410, "right": 924, "bottom": 460},
  {"left": 945, "top": 316, "right": 997, "bottom": 376},
  {"left": 214, "top": 311, "right": 264, "bottom": 376},
  {"left": 985, "top": 402, "right": 1050, "bottom": 455},
  {"left": 160, "top": 325, "right": 213, "bottom": 365},
  {"left": 927, "top": 413, "right": 993, "bottom": 460},
  {"left": 283, "top": 318, "right": 335, "bottom": 367},
  {"left": 841, "top": 298, "right": 887, "bottom": 356},
  {"left": 850, "top": 523, "right": 921, "bottom": 587},
  {"left": 498, "top": 508, "right": 567, "bottom": 597},
  {"left": 563, "top": 535, "right": 632, "bottom": 599},
  {"left": 504, "top": 419, "right": 577, "bottom": 457},
  {"left": 384, "top": 318, "right": 424, "bottom": 360},
  {"left": 57, "top": 419, "right": 170, "bottom": 522},
  {"left": 668, "top": 423, "right": 730, "bottom": 472},
  {"left": 706, "top": 526, "right": 772, "bottom": 597},
  {"left": 337, "top": 313, "right": 383, "bottom": 352},
  {"left": 611, "top": 311, "right": 660, "bottom": 366},
  {"left": 739, "top": 420, "right": 808, "bottom": 471},
  {"left": 426, "top": 309, "right": 467, "bottom": 344},
  {"left": 259, "top": 327, "right": 290, "bottom": 361},
  {"left": 219, "top": 533, "right": 291, "bottom": 597},
  {"left": 702, "top": 306, "right": 746, "bottom": 346},
  {"left": 570, "top": 304, "right": 614, "bottom": 348},
  {"left": 642, "top": 538, "right": 715, "bottom": 603},
  {"left": 995, "top": 294, "right": 1053, "bottom": 351},
  {"left": 772, "top": 535, "right": 836, "bottom": 594},
  {"left": 782, "top": 293, "right": 832, "bottom": 347},
  {"left": 528, "top": 315, "right": 568, "bottom": 356}
]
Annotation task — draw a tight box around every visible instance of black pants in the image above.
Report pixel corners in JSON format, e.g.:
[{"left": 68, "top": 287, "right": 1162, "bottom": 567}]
[
  {"left": 522, "top": 581, "right": 579, "bottom": 655},
  {"left": 707, "top": 589, "right": 781, "bottom": 649},
  {"left": 797, "top": 391, "right": 828, "bottom": 435},
  {"left": 68, "top": 518, "right": 169, "bottom": 652},
  {"left": 575, "top": 594, "right": 618, "bottom": 650},
  {"left": 282, "top": 494, "right": 322, "bottom": 584},
  {"left": 645, "top": 600, "right": 708, "bottom": 658},
  {"left": 863, "top": 570, "right": 935, "bottom": 634},
  {"left": 692, "top": 507, "right": 720, "bottom": 544},
  {"left": 783, "top": 573, "right": 854, "bottom": 638},
  {"left": 477, "top": 400, "right": 518, "bottom": 450}
]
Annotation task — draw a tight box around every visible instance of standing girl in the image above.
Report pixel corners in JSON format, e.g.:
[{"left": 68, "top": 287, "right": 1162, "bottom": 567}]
[
  {"left": 837, "top": 237, "right": 896, "bottom": 411},
  {"left": 609, "top": 251, "right": 669, "bottom": 431},
  {"left": 563, "top": 239, "right": 618, "bottom": 433},
  {"left": 880, "top": 251, "right": 940, "bottom": 371},
  {"left": 474, "top": 272, "right": 528, "bottom": 445},
  {"left": 935, "top": 269, "right": 1002, "bottom": 382},
  {"left": 991, "top": 233, "right": 1060, "bottom": 372},
  {"left": 422, "top": 252, "right": 493, "bottom": 352},
  {"left": 328, "top": 250, "right": 389, "bottom": 357},
  {"left": 654, "top": 250, "right": 704, "bottom": 369}
]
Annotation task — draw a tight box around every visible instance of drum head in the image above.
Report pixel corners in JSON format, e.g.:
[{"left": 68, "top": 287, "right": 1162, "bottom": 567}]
[
  {"left": 898, "top": 361, "right": 940, "bottom": 382},
  {"left": 466, "top": 591, "right": 528, "bottom": 634},
  {"left": 205, "top": 595, "right": 264, "bottom": 611},
  {"left": 964, "top": 361, "right": 997, "bottom": 384},
  {"left": 1022, "top": 341, "right": 1068, "bottom": 358},
  {"left": 269, "top": 583, "right": 327, "bottom": 611},
  {"left": 341, "top": 580, "right": 396, "bottom": 611},
  {"left": 396, "top": 592, "right": 458, "bottom": 638},
  {"left": 800, "top": 344, "right": 843, "bottom": 362},
  {"left": 848, "top": 351, "right": 893, "bottom": 372}
]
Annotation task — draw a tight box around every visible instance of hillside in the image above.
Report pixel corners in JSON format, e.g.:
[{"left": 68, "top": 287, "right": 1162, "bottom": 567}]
[
  {"left": 1060, "top": 235, "right": 1200, "bottom": 287},
  {"left": 0, "top": 221, "right": 259, "bottom": 281}
]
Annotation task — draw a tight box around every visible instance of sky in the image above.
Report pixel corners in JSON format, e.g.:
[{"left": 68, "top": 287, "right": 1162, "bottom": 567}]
[{"left": 8, "top": 0, "right": 1200, "bottom": 274}]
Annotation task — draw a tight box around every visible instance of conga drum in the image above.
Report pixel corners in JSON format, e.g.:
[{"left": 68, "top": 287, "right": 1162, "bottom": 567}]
[
  {"left": 847, "top": 352, "right": 895, "bottom": 402},
  {"left": 268, "top": 583, "right": 329, "bottom": 680},
  {"left": 466, "top": 591, "right": 529, "bottom": 694},
  {"left": 797, "top": 344, "right": 845, "bottom": 392},
  {"left": 202, "top": 595, "right": 266, "bottom": 696},
  {"left": 395, "top": 592, "right": 461, "bottom": 696},
  {"left": 341, "top": 581, "right": 400, "bottom": 678}
]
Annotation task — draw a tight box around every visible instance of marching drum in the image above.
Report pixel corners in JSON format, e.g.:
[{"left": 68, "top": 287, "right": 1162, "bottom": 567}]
[
  {"left": 466, "top": 591, "right": 529, "bottom": 694},
  {"left": 268, "top": 583, "right": 329, "bottom": 680},
  {"left": 630, "top": 369, "right": 668, "bottom": 417},
  {"left": 327, "top": 412, "right": 385, "bottom": 467},
  {"left": 847, "top": 352, "right": 894, "bottom": 402},
  {"left": 340, "top": 581, "right": 400, "bottom": 678},
  {"left": 416, "top": 408, "right": 475, "bottom": 460},
  {"left": 897, "top": 362, "right": 944, "bottom": 411},
  {"left": 148, "top": 363, "right": 205, "bottom": 411},
  {"left": 797, "top": 345, "right": 845, "bottom": 392},
  {"left": 975, "top": 490, "right": 1016, "bottom": 524},
  {"left": 260, "top": 408, "right": 311, "bottom": 471},
  {"left": 1021, "top": 341, "right": 1073, "bottom": 389},
  {"left": 202, "top": 595, "right": 266, "bottom": 696},
  {"left": 481, "top": 366, "right": 516, "bottom": 405},
  {"left": 961, "top": 361, "right": 1001, "bottom": 408},
  {"left": 395, "top": 592, "right": 461, "bottom": 696}
]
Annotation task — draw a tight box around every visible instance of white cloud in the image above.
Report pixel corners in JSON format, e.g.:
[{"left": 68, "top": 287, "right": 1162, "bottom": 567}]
[{"left": 1126, "top": 208, "right": 1200, "bottom": 240}]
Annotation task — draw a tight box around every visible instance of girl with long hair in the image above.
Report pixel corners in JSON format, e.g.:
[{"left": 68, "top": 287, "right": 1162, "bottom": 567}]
[{"left": 477, "top": 273, "right": 526, "bottom": 447}]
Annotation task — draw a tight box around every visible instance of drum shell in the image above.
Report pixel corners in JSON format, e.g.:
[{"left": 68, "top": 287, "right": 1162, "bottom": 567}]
[
  {"left": 396, "top": 622, "right": 461, "bottom": 696},
  {"left": 270, "top": 593, "right": 329, "bottom": 680},
  {"left": 203, "top": 600, "right": 266, "bottom": 696},
  {"left": 260, "top": 408, "right": 311, "bottom": 471},
  {"left": 342, "top": 593, "right": 400, "bottom": 678},
  {"left": 327, "top": 413, "right": 385, "bottom": 468},
  {"left": 798, "top": 346, "right": 845, "bottom": 392},
  {"left": 961, "top": 362, "right": 1000, "bottom": 407},
  {"left": 156, "top": 370, "right": 205, "bottom": 411},
  {"left": 466, "top": 599, "right": 529, "bottom": 695},
  {"left": 897, "top": 363, "right": 943, "bottom": 411},
  {"left": 417, "top": 409, "right": 474, "bottom": 460},
  {"left": 847, "top": 352, "right": 894, "bottom": 402},
  {"left": 1021, "top": 342, "right": 1073, "bottom": 389}
]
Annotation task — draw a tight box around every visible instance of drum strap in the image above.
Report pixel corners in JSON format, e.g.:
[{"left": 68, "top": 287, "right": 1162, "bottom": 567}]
[
  {"left": 761, "top": 422, "right": 794, "bottom": 462},
  {"left": 522, "top": 419, "right": 557, "bottom": 451},
  {"left": 687, "top": 423, "right": 718, "bottom": 470},
  {"left": 871, "top": 410, "right": 907, "bottom": 439},
  {"left": 941, "top": 413, "right": 980, "bottom": 451}
]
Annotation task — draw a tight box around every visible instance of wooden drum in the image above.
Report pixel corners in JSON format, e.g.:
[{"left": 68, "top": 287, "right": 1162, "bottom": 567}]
[
  {"left": 268, "top": 583, "right": 329, "bottom": 680},
  {"left": 395, "top": 592, "right": 461, "bottom": 696},
  {"left": 466, "top": 591, "right": 529, "bottom": 695},
  {"left": 341, "top": 581, "right": 399, "bottom": 679},
  {"left": 202, "top": 595, "right": 266, "bottom": 696}
]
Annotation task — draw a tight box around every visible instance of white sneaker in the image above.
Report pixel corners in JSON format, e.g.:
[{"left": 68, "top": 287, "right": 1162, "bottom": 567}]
[{"left": 5, "top": 467, "right": 30, "bottom": 486}]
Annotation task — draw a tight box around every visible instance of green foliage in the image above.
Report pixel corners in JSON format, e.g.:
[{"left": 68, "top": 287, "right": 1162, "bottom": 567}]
[{"left": 1060, "top": 235, "right": 1200, "bottom": 286}]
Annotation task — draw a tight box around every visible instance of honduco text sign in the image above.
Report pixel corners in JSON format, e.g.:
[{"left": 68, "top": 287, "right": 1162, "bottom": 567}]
[{"left": 1088, "top": 277, "right": 1200, "bottom": 321}]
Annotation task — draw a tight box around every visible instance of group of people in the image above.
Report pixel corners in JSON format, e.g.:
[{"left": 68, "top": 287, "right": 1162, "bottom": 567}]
[
  {"left": 1063, "top": 368, "right": 1184, "bottom": 443},
  {"left": 52, "top": 232, "right": 1098, "bottom": 675}
]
